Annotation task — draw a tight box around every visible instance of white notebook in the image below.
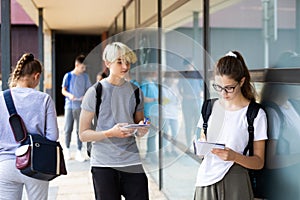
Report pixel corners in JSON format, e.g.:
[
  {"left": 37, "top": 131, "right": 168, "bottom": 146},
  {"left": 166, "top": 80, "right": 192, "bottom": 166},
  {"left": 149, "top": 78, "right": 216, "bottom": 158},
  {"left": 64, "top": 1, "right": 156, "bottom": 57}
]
[
  {"left": 123, "top": 124, "right": 150, "bottom": 129},
  {"left": 194, "top": 141, "right": 225, "bottom": 155}
]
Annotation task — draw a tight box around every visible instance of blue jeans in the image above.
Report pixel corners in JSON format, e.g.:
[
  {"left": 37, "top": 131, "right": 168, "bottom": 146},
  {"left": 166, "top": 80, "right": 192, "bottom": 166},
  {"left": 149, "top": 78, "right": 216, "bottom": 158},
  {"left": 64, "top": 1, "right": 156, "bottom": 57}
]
[
  {"left": 162, "top": 118, "right": 178, "bottom": 150},
  {"left": 146, "top": 116, "right": 158, "bottom": 153},
  {"left": 64, "top": 108, "right": 82, "bottom": 150}
]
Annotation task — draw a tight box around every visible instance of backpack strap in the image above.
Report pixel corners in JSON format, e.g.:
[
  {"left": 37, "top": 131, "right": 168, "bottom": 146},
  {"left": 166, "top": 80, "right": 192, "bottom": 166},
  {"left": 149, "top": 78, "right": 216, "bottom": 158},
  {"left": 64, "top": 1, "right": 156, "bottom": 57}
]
[
  {"left": 66, "top": 72, "right": 72, "bottom": 92},
  {"left": 94, "top": 82, "right": 102, "bottom": 119},
  {"left": 201, "top": 98, "right": 218, "bottom": 136},
  {"left": 132, "top": 83, "right": 141, "bottom": 119},
  {"left": 243, "top": 100, "right": 261, "bottom": 156}
]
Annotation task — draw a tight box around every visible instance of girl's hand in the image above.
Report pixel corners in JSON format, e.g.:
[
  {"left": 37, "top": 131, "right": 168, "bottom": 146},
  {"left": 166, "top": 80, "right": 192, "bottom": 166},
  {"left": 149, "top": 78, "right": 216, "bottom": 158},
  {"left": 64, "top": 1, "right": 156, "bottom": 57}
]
[{"left": 211, "top": 147, "right": 237, "bottom": 161}]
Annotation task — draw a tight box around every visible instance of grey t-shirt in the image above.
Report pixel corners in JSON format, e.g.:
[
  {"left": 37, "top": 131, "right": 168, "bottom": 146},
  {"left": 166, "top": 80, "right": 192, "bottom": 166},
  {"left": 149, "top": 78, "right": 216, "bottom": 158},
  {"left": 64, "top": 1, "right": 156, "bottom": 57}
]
[{"left": 81, "top": 79, "right": 144, "bottom": 167}]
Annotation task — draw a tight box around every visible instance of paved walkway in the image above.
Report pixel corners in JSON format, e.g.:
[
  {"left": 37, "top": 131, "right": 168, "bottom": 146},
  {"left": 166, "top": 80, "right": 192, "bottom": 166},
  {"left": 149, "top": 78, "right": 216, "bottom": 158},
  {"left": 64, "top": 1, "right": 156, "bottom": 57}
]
[{"left": 47, "top": 116, "right": 167, "bottom": 200}]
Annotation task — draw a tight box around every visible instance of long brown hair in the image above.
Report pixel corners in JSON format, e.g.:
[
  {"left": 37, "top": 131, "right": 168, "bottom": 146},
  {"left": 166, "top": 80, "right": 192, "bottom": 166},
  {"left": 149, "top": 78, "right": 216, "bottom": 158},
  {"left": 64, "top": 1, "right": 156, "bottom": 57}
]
[
  {"left": 215, "top": 51, "right": 256, "bottom": 101},
  {"left": 8, "top": 53, "right": 43, "bottom": 88}
]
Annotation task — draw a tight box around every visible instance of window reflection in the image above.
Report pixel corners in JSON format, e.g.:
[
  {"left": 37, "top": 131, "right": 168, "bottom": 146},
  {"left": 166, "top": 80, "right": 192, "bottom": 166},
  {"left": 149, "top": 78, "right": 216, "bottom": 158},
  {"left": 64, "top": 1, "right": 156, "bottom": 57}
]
[{"left": 261, "top": 83, "right": 300, "bottom": 200}]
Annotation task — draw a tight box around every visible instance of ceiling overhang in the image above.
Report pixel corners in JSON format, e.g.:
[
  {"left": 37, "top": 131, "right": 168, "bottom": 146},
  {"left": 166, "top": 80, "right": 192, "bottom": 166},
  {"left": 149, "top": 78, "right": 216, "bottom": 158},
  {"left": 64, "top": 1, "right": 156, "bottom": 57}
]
[{"left": 17, "top": 0, "right": 128, "bottom": 34}]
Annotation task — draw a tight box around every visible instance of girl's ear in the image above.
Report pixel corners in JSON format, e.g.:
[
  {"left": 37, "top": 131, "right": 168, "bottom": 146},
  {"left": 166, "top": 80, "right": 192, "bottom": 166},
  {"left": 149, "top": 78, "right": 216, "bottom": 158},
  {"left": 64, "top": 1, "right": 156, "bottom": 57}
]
[
  {"left": 240, "top": 77, "right": 245, "bottom": 86},
  {"left": 34, "top": 72, "right": 41, "bottom": 81}
]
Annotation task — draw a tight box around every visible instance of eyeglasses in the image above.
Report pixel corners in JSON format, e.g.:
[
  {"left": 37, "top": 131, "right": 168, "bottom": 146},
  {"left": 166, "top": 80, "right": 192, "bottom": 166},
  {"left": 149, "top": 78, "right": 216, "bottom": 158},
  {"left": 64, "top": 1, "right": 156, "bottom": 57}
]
[{"left": 212, "top": 83, "right": 239, "bottom": 93}]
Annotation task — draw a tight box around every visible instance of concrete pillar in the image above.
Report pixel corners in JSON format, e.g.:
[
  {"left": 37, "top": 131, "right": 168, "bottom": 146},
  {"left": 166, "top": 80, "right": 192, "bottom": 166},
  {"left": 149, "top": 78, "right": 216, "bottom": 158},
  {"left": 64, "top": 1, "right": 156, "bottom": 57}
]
[
  {"left": 1, "top": 0, "right": 11, "bottom": 90},
  {"left": 203, "top": 0, "right": 210, "bottom": 99},
  {"left": 38, "top": 8, "right": 44, "bottom": 91}
]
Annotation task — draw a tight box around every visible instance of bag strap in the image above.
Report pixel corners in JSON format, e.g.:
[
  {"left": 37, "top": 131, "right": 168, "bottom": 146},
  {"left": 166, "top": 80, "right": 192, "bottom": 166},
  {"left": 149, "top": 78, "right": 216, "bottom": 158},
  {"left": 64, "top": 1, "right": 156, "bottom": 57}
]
[
  {"left": 3, "top": 89, "right": 17, "bottom": 115},
  {"left": 243, "top": 100, "right": 261, "bottom": 156},
  {"left": 201, "top": 98, "right": 217, "bottom": 136},
  {"left": 3, "top": 89, "right": 28, "bottom": 142}
]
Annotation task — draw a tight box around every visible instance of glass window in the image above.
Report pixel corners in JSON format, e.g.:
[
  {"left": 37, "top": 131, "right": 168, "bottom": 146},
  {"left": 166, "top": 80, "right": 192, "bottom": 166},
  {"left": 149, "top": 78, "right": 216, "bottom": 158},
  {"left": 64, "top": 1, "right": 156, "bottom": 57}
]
[
  {"left": 271, "top": 0, "right": 299, "bottom": 69},
  {"left": 258, "top": 82, "right": 300, "bottom": 199},
  {"left": 210, "top": 0, "right": 298, "bottom": 69},
  {"left": 161, "top": 0, "right": 204, "bottom": 199}
]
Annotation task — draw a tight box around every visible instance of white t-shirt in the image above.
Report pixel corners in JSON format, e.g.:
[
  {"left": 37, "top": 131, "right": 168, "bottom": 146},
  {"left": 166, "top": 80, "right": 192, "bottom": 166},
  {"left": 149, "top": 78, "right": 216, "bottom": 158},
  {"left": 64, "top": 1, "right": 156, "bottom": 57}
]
[{"left": 195, "top": 100, "right": 267, "bottom": 186}]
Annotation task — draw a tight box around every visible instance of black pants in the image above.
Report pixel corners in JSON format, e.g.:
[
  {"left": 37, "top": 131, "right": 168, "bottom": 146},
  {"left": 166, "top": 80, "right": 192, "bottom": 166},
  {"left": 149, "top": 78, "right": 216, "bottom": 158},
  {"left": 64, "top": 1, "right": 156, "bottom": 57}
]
[{"left": 91, "top": 165, "right": 149, "bottom": 200}]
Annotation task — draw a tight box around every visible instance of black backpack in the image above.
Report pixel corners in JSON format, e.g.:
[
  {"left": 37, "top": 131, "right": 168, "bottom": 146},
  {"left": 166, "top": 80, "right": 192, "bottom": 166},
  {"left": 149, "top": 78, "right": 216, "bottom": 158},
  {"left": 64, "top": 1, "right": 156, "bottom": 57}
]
[
  {"left": 86, "top": 81, "right": 140, "bottom": 157},
  {"left": 201, "top": 98, "right": 265, "bottom": 198}
]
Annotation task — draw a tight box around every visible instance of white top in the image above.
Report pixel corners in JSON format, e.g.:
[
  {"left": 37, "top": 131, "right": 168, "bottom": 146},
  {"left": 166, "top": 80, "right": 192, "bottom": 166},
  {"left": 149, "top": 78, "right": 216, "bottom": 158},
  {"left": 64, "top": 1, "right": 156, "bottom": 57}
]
[{"left": 195, "top": 100, "right": 267, "bottom": 186}]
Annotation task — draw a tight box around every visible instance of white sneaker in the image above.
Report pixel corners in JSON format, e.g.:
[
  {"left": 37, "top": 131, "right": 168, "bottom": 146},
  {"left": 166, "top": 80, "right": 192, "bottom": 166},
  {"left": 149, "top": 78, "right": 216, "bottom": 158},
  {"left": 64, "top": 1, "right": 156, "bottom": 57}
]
[
  {"left": 75, "top": 150, "right": 85, "bottom": 162},
  {"left": 64, "top": 148, "right": 71, "bottom": 160}
]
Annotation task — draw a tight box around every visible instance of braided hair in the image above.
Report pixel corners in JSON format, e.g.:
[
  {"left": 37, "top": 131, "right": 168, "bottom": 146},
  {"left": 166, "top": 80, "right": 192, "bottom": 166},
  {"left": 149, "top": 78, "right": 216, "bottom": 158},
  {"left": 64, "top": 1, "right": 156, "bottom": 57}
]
[{"left": 8, "top": 53, "right": 43, "bottom": 88}]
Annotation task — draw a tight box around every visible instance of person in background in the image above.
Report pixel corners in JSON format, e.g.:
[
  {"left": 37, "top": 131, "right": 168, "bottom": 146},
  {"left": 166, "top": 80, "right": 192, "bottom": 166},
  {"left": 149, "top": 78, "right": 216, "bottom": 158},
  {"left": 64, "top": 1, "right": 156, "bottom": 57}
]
[
  {"left": 96, "top": 67, "right": 109, "bottom": 82},
  {"left": 0, "top": 53, "right": 59, "bottom": 200},
  {"left": 178, "top": 58, "right": 203, "bottom": 148},
  {"left": 161, "top": 74, "right": 180, "bottom": 156},
  {"left": 79, "top": 42, "right": 149, "bottom": 200},
  {"left": 61, "top": 54, "right": 91, "bottom": 162},
  {"left": 194, "top": 51, "right": 267, "bottom": 200},
  {"left": 140, "top": 70, "right": 159, "bottom": 162}
]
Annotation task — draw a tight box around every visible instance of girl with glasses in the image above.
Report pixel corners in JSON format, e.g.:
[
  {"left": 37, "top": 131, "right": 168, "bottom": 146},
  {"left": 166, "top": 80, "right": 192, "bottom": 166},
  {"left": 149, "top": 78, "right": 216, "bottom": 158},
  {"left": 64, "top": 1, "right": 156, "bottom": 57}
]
[{"left": 194, "top": 51, "right": 268, "bottom": 200}]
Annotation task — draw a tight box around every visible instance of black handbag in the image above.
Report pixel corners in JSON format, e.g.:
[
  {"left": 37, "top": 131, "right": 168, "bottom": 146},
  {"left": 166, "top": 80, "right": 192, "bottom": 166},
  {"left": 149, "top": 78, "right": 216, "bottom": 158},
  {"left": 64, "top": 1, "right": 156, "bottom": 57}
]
[{"left": 3, "top": 89, "right": 67, "bottom": 181}]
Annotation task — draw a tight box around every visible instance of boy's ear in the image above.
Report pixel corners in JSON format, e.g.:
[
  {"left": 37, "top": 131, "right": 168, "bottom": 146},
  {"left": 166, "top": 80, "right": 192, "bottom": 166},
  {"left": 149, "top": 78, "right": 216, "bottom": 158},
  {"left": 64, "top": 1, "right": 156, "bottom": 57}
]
[
  {"left": 104, "top": 61, "right": 111, "bottom": 67},
  {"left": 104, "top": 61, "right": 110, "bottom": 67}
]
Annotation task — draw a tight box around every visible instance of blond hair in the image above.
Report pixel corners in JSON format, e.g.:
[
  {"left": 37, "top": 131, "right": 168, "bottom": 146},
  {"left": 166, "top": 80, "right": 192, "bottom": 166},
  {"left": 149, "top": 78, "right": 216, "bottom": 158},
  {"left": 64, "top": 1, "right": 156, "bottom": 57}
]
[
  {"left": 8, "top": 53, "right": 43, "bottom": 88},
  {"left": 102, "top": 42, "right": 137, "bottom": 64}
]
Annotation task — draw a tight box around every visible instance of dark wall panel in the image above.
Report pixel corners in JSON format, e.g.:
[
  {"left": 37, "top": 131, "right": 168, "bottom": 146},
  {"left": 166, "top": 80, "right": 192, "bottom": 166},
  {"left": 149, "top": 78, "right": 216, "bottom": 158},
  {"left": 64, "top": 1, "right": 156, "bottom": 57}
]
[
  {"left": 55, "top": 34, "right": 101, "bottom": 115},
  {"left": 0, "top": 25, "right": 38, "bottom": 73}
]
